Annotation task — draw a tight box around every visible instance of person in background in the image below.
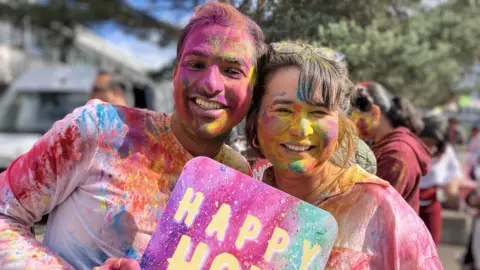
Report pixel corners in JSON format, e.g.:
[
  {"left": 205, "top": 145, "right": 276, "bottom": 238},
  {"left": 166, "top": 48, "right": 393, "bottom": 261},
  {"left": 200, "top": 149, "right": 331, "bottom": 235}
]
[
  {"left": 419, "top": 111, "right": 464, "bottom": 246},
  {"left": 448, "top": 117, "right": 464, "bottom": 147},
  {"left": 90, "top": 71, "right": 128, "bottom": 106},
  {"left": 0, "top": 2, "right": 265, "bottom": 269},
  {"left": 470, "top": 125, "right": 480, "bottom": 145},
  {"left": 245, "top": 41, "right": 440, "bottom": 268},
  {"left": 350, "top": 81, "right": 430, "bottom": 213},
  {"left": 463, "top": 132, "right": 480, "bottom": 270}
]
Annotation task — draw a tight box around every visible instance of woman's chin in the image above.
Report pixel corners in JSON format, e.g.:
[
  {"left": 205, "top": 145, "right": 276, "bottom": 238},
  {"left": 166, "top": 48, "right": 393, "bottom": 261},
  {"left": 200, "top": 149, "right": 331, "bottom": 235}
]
[{"left": 287, "top": 160, "right": 316, "bottom": 174}]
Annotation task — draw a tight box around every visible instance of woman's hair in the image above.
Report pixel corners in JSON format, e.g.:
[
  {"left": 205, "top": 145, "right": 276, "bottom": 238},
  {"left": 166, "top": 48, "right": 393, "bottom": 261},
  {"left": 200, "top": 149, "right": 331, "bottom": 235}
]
[
  {"left": 355, "top": 81, "right": 424, "bottom": 135},
  {"left": 420, "top": 111, "right": 448, "bottom": 155},
  {"left": 245, "top": 43, "right": 357, "bottom": 167},
  {"left": 176, "top": 2, "right": 266, "bottom": 63}
]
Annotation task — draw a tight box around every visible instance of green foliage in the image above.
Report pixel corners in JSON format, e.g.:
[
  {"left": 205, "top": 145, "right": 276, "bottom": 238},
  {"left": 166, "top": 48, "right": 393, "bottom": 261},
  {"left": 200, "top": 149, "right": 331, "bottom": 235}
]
[
  {"left": 2, "top": 0, "right": 479, "bottom": 107},
  {"left": 229, "top": 0, "right": 480, "bottom": 107}
]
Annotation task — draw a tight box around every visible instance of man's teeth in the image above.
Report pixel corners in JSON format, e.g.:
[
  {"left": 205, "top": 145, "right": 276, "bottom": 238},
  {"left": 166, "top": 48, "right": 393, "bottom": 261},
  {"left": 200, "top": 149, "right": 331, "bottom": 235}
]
[
  {"left": 195, "top": 98, "right": 223, "bottom": 110},
  {"left": 284, "top": 144, "right": 311, "bottom": 152}
]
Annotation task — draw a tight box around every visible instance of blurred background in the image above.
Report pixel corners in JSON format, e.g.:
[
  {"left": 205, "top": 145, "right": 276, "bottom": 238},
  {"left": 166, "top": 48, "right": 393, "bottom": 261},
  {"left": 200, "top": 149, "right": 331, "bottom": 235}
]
[{"left": 0, "top": 0, "right": 479, "bottom": 268}]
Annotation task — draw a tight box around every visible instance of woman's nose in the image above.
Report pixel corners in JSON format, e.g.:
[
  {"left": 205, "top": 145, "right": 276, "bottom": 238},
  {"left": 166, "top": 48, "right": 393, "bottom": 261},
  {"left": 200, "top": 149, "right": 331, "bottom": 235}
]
[{"left": 290, "top": 117, "right": 314, "bottom": 138}]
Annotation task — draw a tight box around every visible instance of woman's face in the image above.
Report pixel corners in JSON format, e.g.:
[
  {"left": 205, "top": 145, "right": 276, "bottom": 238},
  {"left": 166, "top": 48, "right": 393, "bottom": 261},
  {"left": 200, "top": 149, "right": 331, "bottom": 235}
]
[
  {"left": 350, "top": 107, "right": 379, "bottom": 140},
  {"left": 256, "top": 67, "right": 339, "bottom": 174}
]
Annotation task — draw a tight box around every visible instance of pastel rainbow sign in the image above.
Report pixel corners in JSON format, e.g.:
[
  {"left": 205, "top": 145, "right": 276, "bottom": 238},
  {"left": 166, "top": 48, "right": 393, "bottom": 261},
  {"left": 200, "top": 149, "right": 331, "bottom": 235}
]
[{"left": 141, "top": 157, "right": 338, "bottom": 270}]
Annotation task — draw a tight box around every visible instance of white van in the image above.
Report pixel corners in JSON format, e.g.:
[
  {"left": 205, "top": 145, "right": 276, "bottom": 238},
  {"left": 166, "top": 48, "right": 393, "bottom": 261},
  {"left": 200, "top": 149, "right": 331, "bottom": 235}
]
[{"left": 0, "top": 65, "right": 172, "bottom": 172}]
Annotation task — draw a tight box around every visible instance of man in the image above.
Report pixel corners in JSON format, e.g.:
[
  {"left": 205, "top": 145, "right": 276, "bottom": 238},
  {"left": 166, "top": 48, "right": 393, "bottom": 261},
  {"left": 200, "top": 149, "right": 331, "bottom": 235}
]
[
  {"left": 90, "top": 71, "right": 128, "bottom": 106},
  {"left": 0, "top": 2, "right": 265, "bottom": 269}
]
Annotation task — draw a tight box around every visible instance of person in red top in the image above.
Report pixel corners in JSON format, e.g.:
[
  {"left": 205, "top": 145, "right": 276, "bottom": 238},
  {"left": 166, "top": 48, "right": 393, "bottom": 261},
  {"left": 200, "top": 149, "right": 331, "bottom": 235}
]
[{"left": 350, "top": 81, "right": 431, "bottom": 213}]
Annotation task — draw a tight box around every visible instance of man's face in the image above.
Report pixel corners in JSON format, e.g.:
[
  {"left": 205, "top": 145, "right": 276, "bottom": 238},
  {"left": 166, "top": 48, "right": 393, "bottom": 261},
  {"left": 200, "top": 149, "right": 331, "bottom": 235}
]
[
  {"left": 173, "top": 24, "right": 256, "bottom": 139},
  {"left": 91, "top": 74, "right": 126, "bottom": 106}
]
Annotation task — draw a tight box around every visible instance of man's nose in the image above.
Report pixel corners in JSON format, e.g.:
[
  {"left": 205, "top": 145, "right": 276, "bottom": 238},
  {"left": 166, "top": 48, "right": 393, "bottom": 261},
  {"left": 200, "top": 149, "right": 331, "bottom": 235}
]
[{"left": 199, "top": 66, "right": 225, "bottom": 96}]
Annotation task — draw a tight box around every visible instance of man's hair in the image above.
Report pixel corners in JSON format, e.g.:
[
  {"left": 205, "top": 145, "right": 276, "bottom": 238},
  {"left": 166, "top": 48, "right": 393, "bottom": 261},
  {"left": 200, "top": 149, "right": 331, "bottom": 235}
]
[{"left": 176, "top": 2, "right": 266, "bottom": 63}]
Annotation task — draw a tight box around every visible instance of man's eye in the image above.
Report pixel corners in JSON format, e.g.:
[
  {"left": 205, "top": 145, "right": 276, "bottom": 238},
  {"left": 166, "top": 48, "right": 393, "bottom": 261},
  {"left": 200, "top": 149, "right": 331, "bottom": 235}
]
[
  {"left": 224, "top": 68, "right": 243, "bottom": 78},
  {"left": 186, "top": 61, "right": 205, "bottom": 70}
]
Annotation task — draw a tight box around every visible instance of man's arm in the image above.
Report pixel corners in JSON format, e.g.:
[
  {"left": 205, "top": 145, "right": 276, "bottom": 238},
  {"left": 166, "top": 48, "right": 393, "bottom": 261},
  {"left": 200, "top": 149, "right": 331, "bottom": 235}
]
[{"left": 0, "top": 102, "right": 101, "bottom": 269}]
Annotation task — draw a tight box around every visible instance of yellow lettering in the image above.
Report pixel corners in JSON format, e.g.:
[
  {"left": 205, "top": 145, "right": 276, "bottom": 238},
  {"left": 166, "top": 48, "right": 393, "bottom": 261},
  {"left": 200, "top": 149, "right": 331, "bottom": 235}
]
[
  {"left": 174, "top": 187, "right": 204, "bottom": 226},
  {"left": 299, "top": 240, "right": 320, "bottom": 270},
  {"left": 264, "top": 227, "right": 289, "bottom": 262},
  {"left": 209, "top": 253, "right": 240, "bottom": 270},
  {"left": 235, "top": 214, "right": 261, "bottom": 249},
  {"left": 250, "top": 265, "right": 260, "bottom": 270},
  {"left": 206, "top": 203, "right": 231, "bottom": 242},
  {"left": 167, "top": 235, "right": 209, "bottom": 269}
]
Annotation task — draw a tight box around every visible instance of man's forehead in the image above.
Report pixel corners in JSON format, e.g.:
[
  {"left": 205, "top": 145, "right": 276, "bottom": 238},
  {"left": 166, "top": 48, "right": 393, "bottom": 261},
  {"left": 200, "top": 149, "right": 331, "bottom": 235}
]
[{"left": 186, "top": 24, "right": 253, "bottom": 49}]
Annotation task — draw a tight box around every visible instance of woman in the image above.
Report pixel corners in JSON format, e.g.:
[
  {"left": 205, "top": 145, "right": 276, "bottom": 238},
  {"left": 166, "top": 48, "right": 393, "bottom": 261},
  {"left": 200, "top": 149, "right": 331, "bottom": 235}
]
[
  {"left": 419, "top": 111, "right": 464, "bottom": 246},
  {"left": 350, "top": 81, "right": 431, "bottom": 213},
  {"left": 245, "top": 42, "right": 441, "bottom": 268}
]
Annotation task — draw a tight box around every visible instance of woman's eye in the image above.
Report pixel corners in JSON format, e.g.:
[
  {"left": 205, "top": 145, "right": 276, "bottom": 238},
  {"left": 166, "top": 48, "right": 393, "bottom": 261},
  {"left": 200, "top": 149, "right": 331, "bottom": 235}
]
[
  {"left": 276, "top": 108, "right": 293, "bottom": 113},
  {"left": 186, "top": 61, "right": 205, "bottom": 70},
  {"left": 311, "top": 111, "right": 328, "bottom": 117}
]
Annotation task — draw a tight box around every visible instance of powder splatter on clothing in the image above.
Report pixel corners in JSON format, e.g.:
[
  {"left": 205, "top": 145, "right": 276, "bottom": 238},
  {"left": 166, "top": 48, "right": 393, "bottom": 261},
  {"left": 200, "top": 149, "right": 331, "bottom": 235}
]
[
  {"left": 0, "top": 100, "right": 251, "bottom": 270},
  {"left": 262, "top": 164, "right": 442, "bottom": 269}
]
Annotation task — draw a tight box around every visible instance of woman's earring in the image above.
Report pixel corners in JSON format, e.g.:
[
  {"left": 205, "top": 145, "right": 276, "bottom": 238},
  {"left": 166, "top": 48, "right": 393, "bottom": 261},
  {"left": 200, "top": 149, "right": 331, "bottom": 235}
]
[{"left": 252, "top": 135, "right": 260, "bottom": 148}]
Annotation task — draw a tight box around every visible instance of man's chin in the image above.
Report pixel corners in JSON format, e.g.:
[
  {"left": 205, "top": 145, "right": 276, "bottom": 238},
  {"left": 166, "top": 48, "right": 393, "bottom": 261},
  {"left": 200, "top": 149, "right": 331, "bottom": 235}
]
[{"left": 191, "top": 123, "right": 231, "bottom": 141}]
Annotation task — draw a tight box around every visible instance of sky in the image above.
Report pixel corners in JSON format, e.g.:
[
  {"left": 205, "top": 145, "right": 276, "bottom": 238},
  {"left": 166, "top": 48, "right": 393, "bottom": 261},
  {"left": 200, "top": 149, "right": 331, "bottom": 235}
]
[
  {"left": 92, "top": 0, "right": 444, "bottom": 72},
  {"left": 93, "top": 1, "right": 195, "bottom": 71}
]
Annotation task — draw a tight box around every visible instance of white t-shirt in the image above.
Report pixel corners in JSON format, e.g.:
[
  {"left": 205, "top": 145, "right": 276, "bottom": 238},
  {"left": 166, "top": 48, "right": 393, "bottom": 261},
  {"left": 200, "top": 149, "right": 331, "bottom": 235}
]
[{"left": 420, "top": 144, "right": 463, "bottom": 189}]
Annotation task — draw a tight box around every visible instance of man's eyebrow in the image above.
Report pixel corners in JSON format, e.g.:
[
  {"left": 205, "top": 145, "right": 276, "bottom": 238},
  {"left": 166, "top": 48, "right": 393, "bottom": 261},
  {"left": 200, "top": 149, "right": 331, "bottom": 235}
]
[
  {"left": 221, "top": 55, "right": 246, "bottom": 66},
  {"left": 184, "top": 49, "right": 210, "bottom": 58}
]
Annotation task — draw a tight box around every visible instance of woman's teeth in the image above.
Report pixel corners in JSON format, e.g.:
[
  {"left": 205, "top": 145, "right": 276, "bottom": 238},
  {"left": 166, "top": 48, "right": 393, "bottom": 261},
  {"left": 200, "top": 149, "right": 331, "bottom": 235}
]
[
  {"left": 195, "top": 98, "right": 223, "bottom": 110},
  {"left": 284, "top": 144, "right": 312, "bottom": 152}
]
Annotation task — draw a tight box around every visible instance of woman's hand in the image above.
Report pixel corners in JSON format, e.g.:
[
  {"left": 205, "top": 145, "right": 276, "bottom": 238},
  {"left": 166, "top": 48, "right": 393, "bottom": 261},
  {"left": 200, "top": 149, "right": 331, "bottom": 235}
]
[{"left": 93, "top": 258, "right": 141, "bottom": 270}]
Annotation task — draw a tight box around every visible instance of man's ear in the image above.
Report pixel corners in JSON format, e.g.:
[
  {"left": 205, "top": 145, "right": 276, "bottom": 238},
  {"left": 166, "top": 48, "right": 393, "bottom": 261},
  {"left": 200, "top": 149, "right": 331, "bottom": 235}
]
[
  {"left": 172, "top": 62, "right": 178, "bottom": 78},
  {"left": 371, "top": 105, "right": 381, "bottom": 121}
]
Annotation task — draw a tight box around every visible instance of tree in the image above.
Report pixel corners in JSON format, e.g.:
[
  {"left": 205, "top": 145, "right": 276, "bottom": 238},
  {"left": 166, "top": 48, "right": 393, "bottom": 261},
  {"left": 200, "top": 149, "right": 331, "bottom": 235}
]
[{"left": 222, "top": 0, "right": 480, "bottom": 107}]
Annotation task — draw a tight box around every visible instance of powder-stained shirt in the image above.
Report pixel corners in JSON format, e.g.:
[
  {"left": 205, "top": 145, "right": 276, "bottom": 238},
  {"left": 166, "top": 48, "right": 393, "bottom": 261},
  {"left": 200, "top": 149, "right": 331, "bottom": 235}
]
[
  {"left": 263, "top": 164, "right": 442, "bottom": 269},
  {"left": 0, "top": 100, "right": 252, "bottom": 270}
]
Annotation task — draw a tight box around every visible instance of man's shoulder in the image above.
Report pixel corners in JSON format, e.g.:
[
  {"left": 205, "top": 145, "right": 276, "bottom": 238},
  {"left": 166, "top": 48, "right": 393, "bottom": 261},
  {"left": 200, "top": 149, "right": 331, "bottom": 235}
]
[
  {"left": 216, "top": 144, "right": 252, "bottom": 176},
  {"left": 81, "top": 100, "right": 169, "bottom": 130}
]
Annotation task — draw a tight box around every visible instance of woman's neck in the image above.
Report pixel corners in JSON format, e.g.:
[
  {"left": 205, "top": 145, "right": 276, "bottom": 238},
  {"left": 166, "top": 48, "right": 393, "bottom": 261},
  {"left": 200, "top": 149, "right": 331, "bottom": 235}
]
[{"left": 272, "top": 163, "right": 341, "bottom": 203}]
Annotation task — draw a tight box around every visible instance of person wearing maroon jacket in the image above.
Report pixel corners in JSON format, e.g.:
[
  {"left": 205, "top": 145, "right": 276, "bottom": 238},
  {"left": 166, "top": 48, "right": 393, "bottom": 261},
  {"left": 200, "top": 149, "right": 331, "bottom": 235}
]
[
  {"left": 350, "top": 81, "right": 431, "bottom": 213},
  {"left": 419, "top": 111, "right": 464, "bottom": 246}
]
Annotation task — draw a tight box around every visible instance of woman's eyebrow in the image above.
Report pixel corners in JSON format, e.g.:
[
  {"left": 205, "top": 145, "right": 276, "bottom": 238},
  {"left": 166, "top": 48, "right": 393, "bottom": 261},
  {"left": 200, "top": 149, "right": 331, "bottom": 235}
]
[{"left": 271, "top": 99, "right": 295, "bottom": 106}]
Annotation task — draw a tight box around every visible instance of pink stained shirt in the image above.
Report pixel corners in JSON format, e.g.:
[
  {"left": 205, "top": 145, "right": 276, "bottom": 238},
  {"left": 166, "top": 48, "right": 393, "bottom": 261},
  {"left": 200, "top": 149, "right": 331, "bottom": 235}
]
[
  {"left": 0, "top": 100, "right": 252, "bottom": 270},
  {"left": 262, "top": 164, "right": 442, "bottom": 269}
]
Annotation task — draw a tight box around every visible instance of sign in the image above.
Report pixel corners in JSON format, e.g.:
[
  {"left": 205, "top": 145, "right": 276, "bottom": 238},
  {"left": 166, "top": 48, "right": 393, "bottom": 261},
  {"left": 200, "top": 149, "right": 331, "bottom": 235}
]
[{"left": 141, "top": 157, "right": 338, "bottom": 270}]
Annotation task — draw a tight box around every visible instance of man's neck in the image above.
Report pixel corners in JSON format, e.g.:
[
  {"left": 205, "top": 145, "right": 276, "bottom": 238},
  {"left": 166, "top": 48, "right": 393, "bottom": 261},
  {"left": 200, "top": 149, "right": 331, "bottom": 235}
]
[{"left": 170, "top": 112, "right": 226, "bottom": 158}]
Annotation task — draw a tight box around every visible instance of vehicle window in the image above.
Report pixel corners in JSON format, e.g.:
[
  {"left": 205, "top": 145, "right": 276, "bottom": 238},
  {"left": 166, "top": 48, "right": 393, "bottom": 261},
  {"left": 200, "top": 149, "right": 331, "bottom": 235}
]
[{"left": 0, "top": 91, "right": 89, "bottom": 133}]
